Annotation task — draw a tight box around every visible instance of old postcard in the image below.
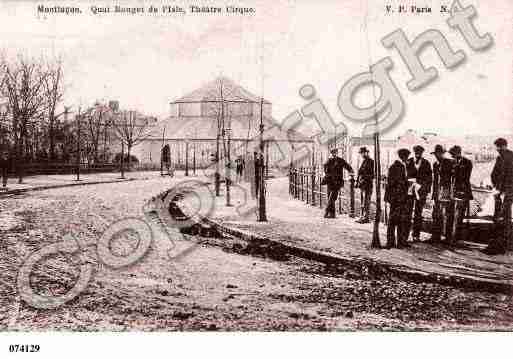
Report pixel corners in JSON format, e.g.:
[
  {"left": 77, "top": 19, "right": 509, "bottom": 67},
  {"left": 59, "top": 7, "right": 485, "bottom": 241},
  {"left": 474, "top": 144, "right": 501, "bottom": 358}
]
[{"left": 0, "top": 0, "right": 512, "bottom": 357}]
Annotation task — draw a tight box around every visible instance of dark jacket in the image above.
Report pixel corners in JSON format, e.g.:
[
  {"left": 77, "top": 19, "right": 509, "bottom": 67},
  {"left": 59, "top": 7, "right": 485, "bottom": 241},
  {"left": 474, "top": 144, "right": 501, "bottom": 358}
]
[
  {"left": 452, "top": 156, "right": 473, "bottom": 200},
  {"left": 491, "top": 148, "right": 513, "bottom": 196},
  {"left": 324, "top": 156, "right": 353, "bottom": 189},
  {"left": 406, "top": 157, "right": 433, "bottom": 198},
  {"left": 432, "top": 157, "right": 454, "bottom": 200},
  {"left": 384, "top": 160, "right": 409, "bottom": 205},
  {"left": 357, "top": 157, "right": 374, "bottom": 191}
]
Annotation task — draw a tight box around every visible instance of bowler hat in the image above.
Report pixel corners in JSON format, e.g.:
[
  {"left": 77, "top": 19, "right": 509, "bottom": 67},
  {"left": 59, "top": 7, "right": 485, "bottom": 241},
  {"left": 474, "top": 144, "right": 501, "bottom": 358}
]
[
  {"left": 448, "top": 145, "right": 462, "bottom": 156},
  {"left": 359, "top": 146, "right": 369, "bottom": 154},
  {"left": 413, "top": 145, "right": 425, "bottom": 153},
  {"left": 494, "top": 138, "right": 508, "bottom": 147},
  {"left": 397, "top": 148, "right": 411, "bottom": 159},
  {"left": 431, "top": 144, "right": 446, "bottom": 154}
]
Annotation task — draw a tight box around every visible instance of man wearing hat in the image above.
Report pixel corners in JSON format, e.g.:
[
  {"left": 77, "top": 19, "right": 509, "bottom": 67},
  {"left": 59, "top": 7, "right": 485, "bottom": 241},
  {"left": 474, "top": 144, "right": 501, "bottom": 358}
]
[
  {"left": 355, "top": 146, "right": 374, "bottom": 223},
  {"left": 484, "top": 138, "right": 513, "bottom": 254},
  {"left": 448, "top": 145, "right": 473, "bottom": 241},
  {"left": 430, "top": 145, "right": 455, "bottom": 242},
  {"left": 406, "top": 145, "right": 433, "bottom": 242},
  {"left": 323, "top": 147, "right": 353, "bottom": 218},
  {"left": 384, "top": 148, "right": 411, "bottom": 248}
]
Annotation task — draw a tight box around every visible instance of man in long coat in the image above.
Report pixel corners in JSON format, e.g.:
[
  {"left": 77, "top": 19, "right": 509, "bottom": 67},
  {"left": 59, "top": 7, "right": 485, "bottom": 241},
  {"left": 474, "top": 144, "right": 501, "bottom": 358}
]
[
  {"left": 355, "top": 146, "right": 374, "bottom": 223},
  {"left": 323, "top": 148, "right": 353, "bottom": 218},
  {"left": 448, "top": 145, "right": 473, "bottom": 241},
  {"left": 384, "top": 148, "right": 411, "bottom": 248},
  {"left": 484, "top": 138, "right": 513, "bottom": 254},
  {"left": 406, "top": 145, "right": 433, "bottom": 242},
  {"left": 0, "top": 150, "right": 9, "bottom": 188},
  {"left": 430, "top": 145, "right": 454, "bottom": 242}
]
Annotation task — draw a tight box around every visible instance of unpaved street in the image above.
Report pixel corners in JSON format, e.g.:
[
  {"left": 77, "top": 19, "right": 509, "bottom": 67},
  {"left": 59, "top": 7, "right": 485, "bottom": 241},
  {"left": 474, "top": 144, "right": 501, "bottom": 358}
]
[{"left": 1, "top": 178, "right": 513, "bottom": 330}]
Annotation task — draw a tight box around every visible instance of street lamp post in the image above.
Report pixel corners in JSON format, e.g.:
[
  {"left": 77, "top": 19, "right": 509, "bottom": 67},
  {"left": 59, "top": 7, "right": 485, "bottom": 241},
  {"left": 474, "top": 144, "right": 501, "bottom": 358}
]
[
  {"left": 75, "top": 109, "right": 81, "bottom": 181},
  {"left": 258, "top": 97, "right": 267, "bottom": 222}
]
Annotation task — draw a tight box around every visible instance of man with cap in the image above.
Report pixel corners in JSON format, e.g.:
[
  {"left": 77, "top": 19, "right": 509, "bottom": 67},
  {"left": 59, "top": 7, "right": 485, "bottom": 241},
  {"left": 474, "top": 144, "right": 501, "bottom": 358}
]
[
  {"left": 483, "top": 138, "right": 513, "bottom": 254},
  {"left": 406, "top": 145, "right": 433, "bottom": 242},
  {"left": 355, "top": 146, "right": 374, "bottom": 223},
  {"left": 430, "top": 145, "right": 454, "bottom": 242},
  {"left": 323, "top": 147, "right": 353, "bottom": 218},
  {"left": 448, "top": 145, "right": 473, "bottom": 241},
  {"left": 384, "top": 148, "right": 411, "bottom": 248}
]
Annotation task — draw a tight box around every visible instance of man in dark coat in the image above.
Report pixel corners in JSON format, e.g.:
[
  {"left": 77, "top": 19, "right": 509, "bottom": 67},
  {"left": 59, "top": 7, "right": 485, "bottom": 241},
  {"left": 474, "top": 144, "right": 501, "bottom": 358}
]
[
  {"left": 430, "top": 145, "right": 455, "bottom": 242},
  {"left": 384, "top": 148, "right": 411, "bottom": 248},
  {"left": 323, "top": 148, "right": 353, "bottom": 218},
  {"left": 448, "top": 145, "right": 473, "bottom": 241},
  {"left": 483, "top": 138, "right": 513, "bottom": 255},
  {"left": 406, "top": 145, "right": 433, "bottom": 242},
  {"left": 0, "top": 150, "right": 9, "bottom": 188},
  {"left": 355, "top": 146, "right": 374, "bottom": 223}
]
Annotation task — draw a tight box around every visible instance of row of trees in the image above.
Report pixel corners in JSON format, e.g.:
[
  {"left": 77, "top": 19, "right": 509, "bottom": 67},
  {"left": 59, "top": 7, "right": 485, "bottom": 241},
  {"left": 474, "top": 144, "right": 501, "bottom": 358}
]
[{"left": 0, "top": 54, "right": 155, "bottom": 183}]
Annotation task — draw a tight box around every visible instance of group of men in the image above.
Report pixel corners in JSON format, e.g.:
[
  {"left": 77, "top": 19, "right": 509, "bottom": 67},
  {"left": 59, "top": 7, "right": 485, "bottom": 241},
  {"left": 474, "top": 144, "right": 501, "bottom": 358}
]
[{"left": 323, "top": 138, "right": 513, "bottom": 255}]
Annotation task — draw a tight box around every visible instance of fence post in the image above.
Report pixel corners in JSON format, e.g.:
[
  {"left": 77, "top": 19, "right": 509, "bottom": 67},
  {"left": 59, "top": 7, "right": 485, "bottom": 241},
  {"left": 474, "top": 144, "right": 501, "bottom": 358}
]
[
  {"left": 300, "top": 167, "right": 304, "bottom": 201},
  {"left": 319, "top": 168, "right": 323, "bottom": 208},
  {"left": 306, "top": 169, "right": 310, "bottom": 204},
  {"left": 311, "top": 166, "right": 316, "bottom": 206},
  {"left": 349, "top": 174, "right": 355, "bottom": 218}
]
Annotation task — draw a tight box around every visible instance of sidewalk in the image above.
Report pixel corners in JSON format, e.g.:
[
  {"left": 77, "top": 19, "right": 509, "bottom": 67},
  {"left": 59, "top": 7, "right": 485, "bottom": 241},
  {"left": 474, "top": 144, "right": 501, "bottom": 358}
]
[
  {"left": 179, "top": 177, "right": 513, "bottom": 291},
  {"left": 0, "top": 171, "right": 160, "bottom": 195}
]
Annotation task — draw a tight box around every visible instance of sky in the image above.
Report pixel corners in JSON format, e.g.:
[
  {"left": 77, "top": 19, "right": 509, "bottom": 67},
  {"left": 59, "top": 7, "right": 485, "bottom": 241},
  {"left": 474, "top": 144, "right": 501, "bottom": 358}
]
[{"left": 0, "top": 0, "right": 511, "bottom": 139}]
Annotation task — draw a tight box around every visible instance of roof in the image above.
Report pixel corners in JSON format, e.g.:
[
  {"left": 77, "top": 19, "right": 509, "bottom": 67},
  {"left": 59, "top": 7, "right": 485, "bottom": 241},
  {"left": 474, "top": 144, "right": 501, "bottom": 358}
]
[
  {"left": 171, "top": 76, "right": 271, "bottom": 104},
  {"left": 149, "top": 115, "right": 310, "bottom": 142}
]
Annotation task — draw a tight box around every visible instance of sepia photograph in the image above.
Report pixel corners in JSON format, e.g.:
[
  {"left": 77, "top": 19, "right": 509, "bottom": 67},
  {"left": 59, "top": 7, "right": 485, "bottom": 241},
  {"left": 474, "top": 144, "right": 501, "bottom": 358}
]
[{"left": 0, "top": 0, "right": 512, "bottom": 357}]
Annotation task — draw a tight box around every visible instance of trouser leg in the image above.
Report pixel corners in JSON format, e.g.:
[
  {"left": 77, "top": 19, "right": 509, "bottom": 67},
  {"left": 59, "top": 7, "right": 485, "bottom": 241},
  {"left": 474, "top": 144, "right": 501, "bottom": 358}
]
[
  {"left": 1, "top": 167, "right": 7, "bottom": 187},
  {"left": 403, "top": 196, "right": 414, "bottom": 242},
  {"left": 362, "top": 188, "right": 372, "bottom": 220},
  {"left": 398, "top": 202, "right": 412, "bottom": 246},
  {"left": 502, "top": 198, "right": 512, "bottom": 251},
  {"left": 325, "top": 187, "right": 339, "bottom": 217},
  {"left": 445, "top": 200, "right": 455, "bottom": 242},
  {"left": 412, "top": 196, "right": 426, "bottom": 239},
  {"left": 431, "top": 200, "right": 442, "bottom": 241},
  {"left": 387, "top": 204, "right": 400, "bottom": 247}
]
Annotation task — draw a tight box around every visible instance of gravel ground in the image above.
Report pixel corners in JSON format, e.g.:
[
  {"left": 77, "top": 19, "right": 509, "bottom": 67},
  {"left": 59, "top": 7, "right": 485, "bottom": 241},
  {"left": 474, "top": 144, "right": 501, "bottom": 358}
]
[{"left": 1, "top": 178, "right": 513, "bottom": 331}]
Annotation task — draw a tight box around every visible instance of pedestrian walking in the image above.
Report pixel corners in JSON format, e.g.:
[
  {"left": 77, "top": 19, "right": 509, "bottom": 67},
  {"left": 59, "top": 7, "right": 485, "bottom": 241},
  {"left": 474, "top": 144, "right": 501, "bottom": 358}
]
[
  {"left": 406, "top": 145, "right": 433, "bottom": 242},
  {"left": 323, "top": 148, "right": 353, "bottom": 218},
  {"left": 430, "top": 145, "right": 454, "bottom": 243},
  {"left": 235, "top": 155, "right": 244, "bottom": 182},
  {"left": 384, "top": 148, "right": 411, "bottom": 248},
  {"left": 448, "top": 145, "right": 473, "bottom": 241},
  {"left": 483, "top": 138, "right": 513, "bottom": 255},
  {"left": 355, "top": 146, "right": 374, "bottom": 224}
]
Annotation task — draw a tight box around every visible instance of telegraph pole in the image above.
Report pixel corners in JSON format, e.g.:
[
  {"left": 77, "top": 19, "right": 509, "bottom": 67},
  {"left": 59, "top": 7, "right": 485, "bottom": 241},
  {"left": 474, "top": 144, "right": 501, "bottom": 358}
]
[
  {"left": 258, "top": 97, "right": 267, "bottom": 221},
  {"left": 371, "top": 115, "right": 382, "bottom": 248},
  {"left": 75, "top": 108, "right": 81, "bottom": 181}
]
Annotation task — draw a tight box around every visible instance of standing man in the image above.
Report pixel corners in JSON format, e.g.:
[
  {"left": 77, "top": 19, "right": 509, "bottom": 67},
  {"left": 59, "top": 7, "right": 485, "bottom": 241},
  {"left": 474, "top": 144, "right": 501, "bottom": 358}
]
[
  {"left": 430, "top": 145, "right": 454, "bottom": 243},
  {"left": 384, "top": 148, "right": 411, "bottom": 248},
  {"left": 448, "top": 145, "right": 473, "bottom": 241},
  {"left": 0, "top": 150, "right": 9, "bottom": 188},
  {"left": 323, "top": 148, "right": 353, "bottom": 218},
  {"left": 355, "top": 146, "right": 374, "bottom": 224},
  {"left": 484, "top": 138, "right": 513, "bottom": 255},
  {"left": 406, "top": 145, "right": 433, "bottom": 242}
]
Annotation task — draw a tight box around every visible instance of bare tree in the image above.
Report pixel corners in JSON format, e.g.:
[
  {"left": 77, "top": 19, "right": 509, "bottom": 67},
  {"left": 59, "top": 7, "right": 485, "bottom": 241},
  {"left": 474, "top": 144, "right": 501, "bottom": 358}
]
[
  {"left": 43, "top": 58, "right": 65, "bottom": 161},
  {"left": 1, "top": 55, "right": 49, "bottom": 183},
  {"left": 113, "top": 110, "right": 153, "bottom": 170},
  {"left": 83, "top": 103, "right": 111, "bottom": 164}
]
